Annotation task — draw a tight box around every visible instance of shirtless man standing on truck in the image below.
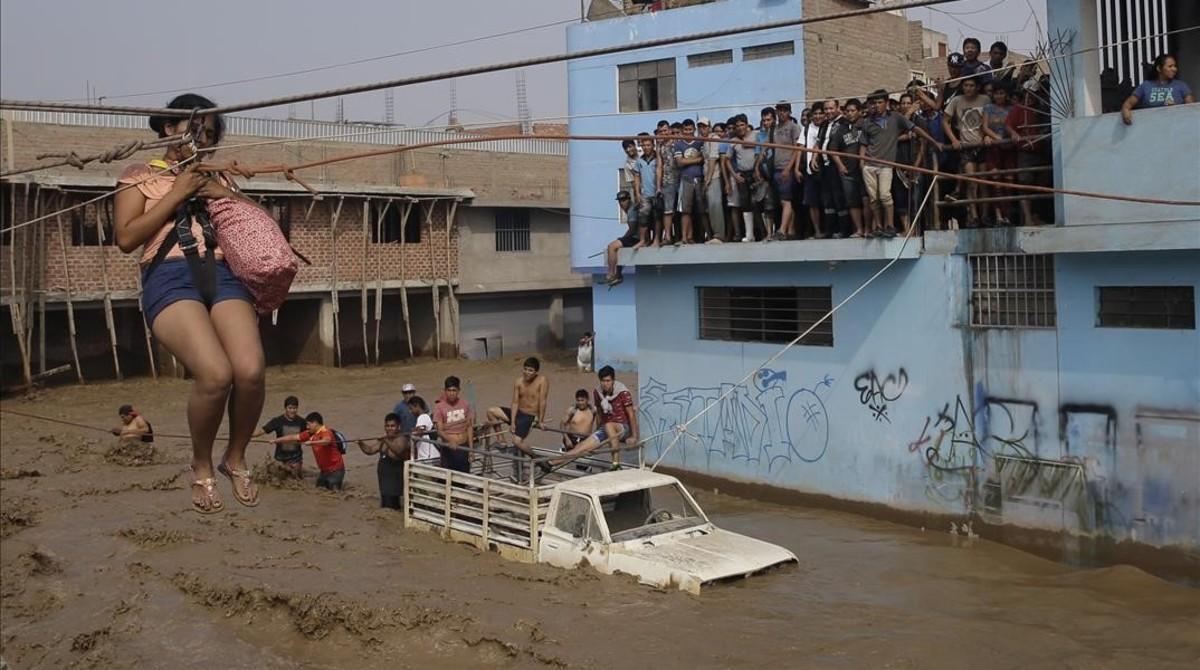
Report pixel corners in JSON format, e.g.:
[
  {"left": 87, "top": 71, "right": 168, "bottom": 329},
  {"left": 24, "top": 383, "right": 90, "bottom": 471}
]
[{"left": 486, "top": 357, "right": 549, "bottom": 458}]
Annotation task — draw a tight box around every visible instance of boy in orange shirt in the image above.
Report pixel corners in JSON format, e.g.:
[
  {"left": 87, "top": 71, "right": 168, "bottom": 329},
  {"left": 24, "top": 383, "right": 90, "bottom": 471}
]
[{"left": 275, "top": 411, "right": 344, "bottom": 490}]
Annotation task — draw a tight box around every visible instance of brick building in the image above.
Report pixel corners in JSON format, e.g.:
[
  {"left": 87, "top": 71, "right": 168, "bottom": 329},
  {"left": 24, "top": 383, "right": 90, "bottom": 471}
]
[{"left": 0, "top": 113, "right": 585, "bottom": 388}]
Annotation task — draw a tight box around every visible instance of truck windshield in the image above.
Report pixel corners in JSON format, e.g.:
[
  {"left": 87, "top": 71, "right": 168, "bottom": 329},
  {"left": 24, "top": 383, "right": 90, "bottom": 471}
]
[{"left": 602, "top": 484, "right": 705, "bottom": 542}]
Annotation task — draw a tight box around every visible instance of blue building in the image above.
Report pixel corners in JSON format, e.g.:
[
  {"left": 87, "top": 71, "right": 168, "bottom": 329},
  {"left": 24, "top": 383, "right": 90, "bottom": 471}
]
[
  {"left": 568, "top": 0, "right": 808, "bottom": 370},
  {"left": 568, "top": 0, "right": 1200, "bottom": 577}
]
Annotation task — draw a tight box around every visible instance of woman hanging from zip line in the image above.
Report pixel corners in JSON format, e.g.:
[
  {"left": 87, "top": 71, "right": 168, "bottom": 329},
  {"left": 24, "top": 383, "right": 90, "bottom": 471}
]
[{"left": 113, "top": 93, "right": 265, "bottom": 514}]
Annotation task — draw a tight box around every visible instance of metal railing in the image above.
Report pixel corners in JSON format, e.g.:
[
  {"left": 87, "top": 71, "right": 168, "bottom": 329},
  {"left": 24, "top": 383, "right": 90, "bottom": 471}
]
[{"left": 2, "top": 109, "right": 567, "bottom": 157}]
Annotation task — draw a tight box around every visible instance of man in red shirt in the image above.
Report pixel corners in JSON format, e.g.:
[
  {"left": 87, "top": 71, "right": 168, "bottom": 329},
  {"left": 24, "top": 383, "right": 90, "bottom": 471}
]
[
  {"left": 434, "top": 376, "right": 474, "bottom": 473},
  {"left": 551, "top": 366, "right": 638, "bottom": 470},
  {"left": 275, "top": 411, "right": 344, "bottom": 490}
]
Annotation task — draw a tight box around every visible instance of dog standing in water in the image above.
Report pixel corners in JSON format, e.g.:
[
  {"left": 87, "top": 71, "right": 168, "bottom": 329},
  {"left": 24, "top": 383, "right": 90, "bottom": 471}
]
[{"left": 577, "top": 332, "right": 594, "bottom": 372}]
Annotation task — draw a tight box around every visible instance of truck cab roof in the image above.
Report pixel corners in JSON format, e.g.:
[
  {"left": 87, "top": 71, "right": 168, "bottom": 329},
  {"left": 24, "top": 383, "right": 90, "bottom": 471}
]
[{"left": 554, "top": 469, "right": 682, "bottom": 497}]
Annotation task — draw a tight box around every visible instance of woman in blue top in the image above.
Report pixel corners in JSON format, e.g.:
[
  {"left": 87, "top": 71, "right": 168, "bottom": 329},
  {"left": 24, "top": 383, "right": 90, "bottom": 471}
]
[{"left": 1122, "top": 54, "right": 1194, "bottom": 125}]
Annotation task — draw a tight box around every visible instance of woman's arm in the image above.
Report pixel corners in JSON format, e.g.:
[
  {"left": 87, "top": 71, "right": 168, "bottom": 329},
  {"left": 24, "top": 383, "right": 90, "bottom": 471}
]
[{"left": 113, "top": 164, "right": 205, "bottom": 253}]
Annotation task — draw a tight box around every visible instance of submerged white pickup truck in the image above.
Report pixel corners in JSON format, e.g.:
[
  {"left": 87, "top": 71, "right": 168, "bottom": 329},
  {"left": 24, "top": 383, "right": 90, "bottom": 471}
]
[{"left": 404, "top": 452, "right": 796, "bottom": 594}]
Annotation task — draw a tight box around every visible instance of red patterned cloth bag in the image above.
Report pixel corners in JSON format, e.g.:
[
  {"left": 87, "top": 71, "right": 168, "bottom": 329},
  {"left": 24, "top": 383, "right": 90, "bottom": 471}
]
[{"left": 206, "top": 198, "right": 297, "bottom": 313}]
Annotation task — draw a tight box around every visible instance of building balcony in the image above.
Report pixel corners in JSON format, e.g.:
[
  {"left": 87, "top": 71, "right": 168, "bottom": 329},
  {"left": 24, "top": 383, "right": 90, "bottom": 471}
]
[{"left": 1055, "top": 104, "right": 1200, "bottom": 227}]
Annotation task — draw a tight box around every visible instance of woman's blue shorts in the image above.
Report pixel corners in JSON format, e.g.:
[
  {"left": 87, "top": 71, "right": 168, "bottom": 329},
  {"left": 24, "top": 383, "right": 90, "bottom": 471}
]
[{"left": 141, "top": 259, "right": 252, "bottom": 327}]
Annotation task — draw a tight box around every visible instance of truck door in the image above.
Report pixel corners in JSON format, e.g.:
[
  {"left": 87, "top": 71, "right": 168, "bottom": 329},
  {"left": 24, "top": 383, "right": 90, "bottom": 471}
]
[{"left": 540, "top": 492, "right": 605, "bottom": 569}]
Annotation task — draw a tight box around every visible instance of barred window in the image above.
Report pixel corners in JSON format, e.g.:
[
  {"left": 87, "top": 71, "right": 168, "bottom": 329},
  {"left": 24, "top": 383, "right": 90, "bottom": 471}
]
[
  {"left": 687, "top": 49, "right": 733, "bottom": 68},
  {"left": 618, "top": 58, "right": 676, "bottom": 113},
  {"left": 494, "top": 209, "right": 531, "bottom": 252},
  {"left": 743, "top": 41, "right": 795, "bottom": 62},
  {"left": 1097, "top": 286, "right": 1195, "bottom": 329},
  {"left": 969, "top": 254, "right": 1056, "bottom": 328},
  {"left": 698, "top": 286, "right": 833, "bottom": 346}
]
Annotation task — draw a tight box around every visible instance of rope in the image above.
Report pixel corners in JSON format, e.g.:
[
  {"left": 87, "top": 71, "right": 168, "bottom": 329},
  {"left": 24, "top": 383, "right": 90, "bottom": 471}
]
[
  {"left": 0, "top": 0, "right": 962, "bottom": 118},
  {"left": 0, "top": 134, "right": 189, "bottom": 179},
  {"left": 2, "top": 129, "right": 1197, "bottom": 238},
  {"left": 648, "top": 176, "right": 941, "bottom": 469}
]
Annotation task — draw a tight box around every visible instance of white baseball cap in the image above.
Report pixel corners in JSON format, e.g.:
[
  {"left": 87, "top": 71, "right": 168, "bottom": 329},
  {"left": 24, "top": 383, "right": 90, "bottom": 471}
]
[
  {"left": 697, "top": 116, "right": 711, "bottom": 126},
  {"left": 402, "top": 383, "right": 417, "bottom": 392}
]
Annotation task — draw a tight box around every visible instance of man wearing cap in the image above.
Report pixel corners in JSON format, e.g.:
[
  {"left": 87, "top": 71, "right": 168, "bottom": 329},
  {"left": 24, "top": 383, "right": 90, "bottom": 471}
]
[
  {"left": 392, "top": 383, "right": 419, "bottom": 441},
  {"left": 604, "top": 191, "right": 639, "bottom": 285}
]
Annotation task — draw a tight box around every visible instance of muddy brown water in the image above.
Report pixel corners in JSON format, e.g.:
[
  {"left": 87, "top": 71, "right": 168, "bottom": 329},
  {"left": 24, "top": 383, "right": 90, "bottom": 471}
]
[{"left": 2, "top": 357, "right": 1198, "bottom": 669}]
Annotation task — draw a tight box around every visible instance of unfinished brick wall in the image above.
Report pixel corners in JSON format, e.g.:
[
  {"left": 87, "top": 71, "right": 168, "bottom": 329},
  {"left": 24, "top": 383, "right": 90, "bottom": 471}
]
[
  {"left": 801, "top": 0, "right": 919, "bottom": 101},
  {"left": 0, "top": 188, "right": 458, "bottom": 300},
  {"left": 0, "top": 121, "right": 568, "bottom": 204},
  {"left": 0, "top": 119, "right": 565, "bottom": 302}
]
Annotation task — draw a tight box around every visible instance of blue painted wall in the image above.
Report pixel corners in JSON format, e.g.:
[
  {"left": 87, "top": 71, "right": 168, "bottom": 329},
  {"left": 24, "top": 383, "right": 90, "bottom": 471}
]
[
  {"left": 567, "top": 0, "right": 808, "bottom": 369},
  {"left": 592, "top": 276, "right": 639, "bottom": 371},
  {"left": 567, "top": 0, "right": 806, "bottom": 272},
  {"left": 636, "top": 251, "right": 1200, "bottom": 550}
]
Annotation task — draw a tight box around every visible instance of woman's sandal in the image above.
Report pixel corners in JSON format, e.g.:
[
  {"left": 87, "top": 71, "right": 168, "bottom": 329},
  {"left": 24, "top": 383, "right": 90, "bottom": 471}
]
[
  {"left": 217, "top": 462, "right": 260, "bottom": 508},
  {"left": 190, "top": 476, "right": 224, "bottom": 515}
]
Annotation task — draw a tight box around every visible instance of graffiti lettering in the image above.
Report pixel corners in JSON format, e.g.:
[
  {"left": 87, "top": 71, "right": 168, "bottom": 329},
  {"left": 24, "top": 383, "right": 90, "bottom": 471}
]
[
  {"left": 852, "top": 368, "right": 909, "bottom": 423},
  {"left": 639, "top": 369, "right": 834, "bottom": 473}
]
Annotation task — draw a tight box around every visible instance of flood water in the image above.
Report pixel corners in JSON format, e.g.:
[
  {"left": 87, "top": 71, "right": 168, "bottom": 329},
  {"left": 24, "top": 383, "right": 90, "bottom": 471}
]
[{"left": 2, "top": 359, "right": 1197, "bottom": 669}]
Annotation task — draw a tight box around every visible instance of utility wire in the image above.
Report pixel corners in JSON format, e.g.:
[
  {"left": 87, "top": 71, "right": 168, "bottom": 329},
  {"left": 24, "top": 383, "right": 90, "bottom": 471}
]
[
  {"left": 0, "top": 0, "right": 962, "bottom": 118},
  {"left": 64, "top": 17, "right": 582, "bottom": 103}
]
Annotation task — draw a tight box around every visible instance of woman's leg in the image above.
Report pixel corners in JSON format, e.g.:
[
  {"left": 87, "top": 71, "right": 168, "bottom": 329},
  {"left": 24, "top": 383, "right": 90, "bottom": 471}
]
[
  {"left": 151, "top": 300, "right": 235, "bottom": 509},
  {"left": 209, "top": 300, "right": 266, "bottom": 475}
]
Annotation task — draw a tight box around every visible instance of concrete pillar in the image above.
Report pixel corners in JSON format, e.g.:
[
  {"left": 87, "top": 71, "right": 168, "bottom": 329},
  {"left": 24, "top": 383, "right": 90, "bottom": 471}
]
[
  {"left": 549, "top": 292, "right": 565, "bottom": 347},
  {"left": 316, "top": 296, "right": 337, "bottom": 367},
  {"left": 1047, "top": 0, "right": 1104, "bottom": 226},
  {"left": 439, "top": 291, "right": 458, "bottom": 357}
]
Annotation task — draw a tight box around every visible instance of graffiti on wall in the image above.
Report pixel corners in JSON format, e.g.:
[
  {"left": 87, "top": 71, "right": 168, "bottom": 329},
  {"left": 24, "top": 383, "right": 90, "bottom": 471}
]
[
  {"left": 639, "top": 369, "right": 833, "bottom": 473},
  {"left": 852, "top": 368, "right": 909, "bottom": 422}
]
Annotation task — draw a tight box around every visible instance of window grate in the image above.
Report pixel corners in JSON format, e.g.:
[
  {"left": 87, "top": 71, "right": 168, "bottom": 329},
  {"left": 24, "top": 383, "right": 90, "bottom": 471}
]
[
  {"left": 698, "top": 286, "right": 833, "bottom": 346},
  {"left": 494, "top": 209, "right": 531, "bottom": 252},
  {"left": 1097, "top": 286, "right": 1195, "bottom": 329},
  {"left": 969, "top": 254, "right": 1057, "bottom": 328},
  {"left": 743, "top": 41, "right": 795, "bottom": 61},
  {"left": 370, "top": 201, "right": 419, "bottom": 244},
  {"left": 687, "top": 49, "right": 733, "bottom": 68}
]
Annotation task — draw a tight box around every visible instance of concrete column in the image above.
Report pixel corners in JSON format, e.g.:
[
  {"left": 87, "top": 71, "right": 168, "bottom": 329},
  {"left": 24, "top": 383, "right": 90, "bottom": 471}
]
[
  {"left": 438, "top": 291, "right": 458, "bottom": 356},
  {"left": 1047, "top": 0, "right": 1104, "bottom": 226},
  {"left": 316, "top": 296, "right": 337, "bottom": 367},
  {"left": 549, "top": 292, "right": 565, "bottom": 347}
]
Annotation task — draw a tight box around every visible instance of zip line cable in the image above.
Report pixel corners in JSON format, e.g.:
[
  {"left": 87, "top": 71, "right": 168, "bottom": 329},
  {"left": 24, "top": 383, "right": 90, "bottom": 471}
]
[
  {"left": 3, "top": 24, "right": 1195, "bottom": 182},
  {"left": 58, "top": 17, "right": 584, "bottom": 103},
  {"left": 0, "top": 0, "right": 963, "bottom": 118}
]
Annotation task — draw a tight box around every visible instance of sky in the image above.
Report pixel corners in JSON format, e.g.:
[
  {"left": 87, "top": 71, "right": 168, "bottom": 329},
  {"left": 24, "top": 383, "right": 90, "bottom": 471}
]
[{"left": 0, "top": 0, "right": 1047, "bottom": 129}]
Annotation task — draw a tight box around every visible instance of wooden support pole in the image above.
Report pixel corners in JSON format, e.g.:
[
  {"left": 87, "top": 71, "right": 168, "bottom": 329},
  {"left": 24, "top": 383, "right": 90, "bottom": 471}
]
[
  {"left": 444, "top": 199, "right": 460, "bottom": 354},
  {"left": 95, "top": 202, "right": 122, "bottom": 380},
  {"left": 21, "top": 183, "right": 34, "bottom": 371},
  {"left": 54, "top": 199, "right": 84, "bottom": 384},
  {"left": 7, "top": 183, "right": 32, "bottom": 388},
  {"left": 132, "top": 264, "right": 157, "bottom": 379},
  {"left": 398, "top": 200, "right": 414, "bottom": 360},
  {"left": 329, "top": 197, "right": 345, "bottom": 367},
  {"left": 360, "top": 198, "right": 370, "bottom": 366},
  {"left": 33, "top": 187, "right": 46, "bottom": 375},
  {"left": 422, "top": 201, "right": 440, "bottom": 359},
  {"left": 373, "top": 199, "right": 392, "bottom": 366}
]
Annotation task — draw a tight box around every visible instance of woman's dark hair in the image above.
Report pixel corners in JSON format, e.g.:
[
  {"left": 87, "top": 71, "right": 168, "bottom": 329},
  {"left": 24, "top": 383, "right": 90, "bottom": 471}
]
[
  {"left": 1153, "top": 53, "right": 1176, "bottom": 75},
  {"left": 149, "top": 93, "right": 225, "bottom": 144},
  {"left": 407, "top": 395, "right": 427, "bottom": 413}
]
